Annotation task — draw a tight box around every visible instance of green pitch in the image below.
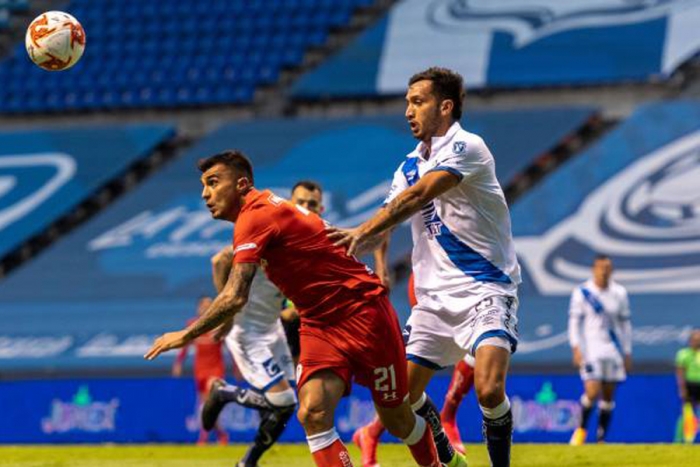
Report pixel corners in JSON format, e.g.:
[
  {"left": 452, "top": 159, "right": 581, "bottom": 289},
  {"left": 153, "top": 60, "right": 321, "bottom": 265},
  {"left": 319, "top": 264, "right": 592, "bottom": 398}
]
[{"left": 2, "top": 443, "right": 698, "bottom": 467}]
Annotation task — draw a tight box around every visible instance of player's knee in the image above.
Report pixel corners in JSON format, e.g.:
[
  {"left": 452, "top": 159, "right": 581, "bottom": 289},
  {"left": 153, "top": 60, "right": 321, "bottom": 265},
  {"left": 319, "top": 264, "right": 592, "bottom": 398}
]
[
  {"left": 297, "top": 401, "right": 333, "bottom": 433},
  {"left": 475, "top": 377, "right": 505, "bottom": 408}
]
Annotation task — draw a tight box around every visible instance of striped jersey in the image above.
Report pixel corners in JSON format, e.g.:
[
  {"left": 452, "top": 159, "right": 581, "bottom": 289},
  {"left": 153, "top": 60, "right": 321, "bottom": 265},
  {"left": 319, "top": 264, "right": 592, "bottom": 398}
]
[
  {"left": 385, "top": 121, "right": 520, "bottom": 313},
  {"left": 568, "top": 279, "right": 632, "bottom": 361}
]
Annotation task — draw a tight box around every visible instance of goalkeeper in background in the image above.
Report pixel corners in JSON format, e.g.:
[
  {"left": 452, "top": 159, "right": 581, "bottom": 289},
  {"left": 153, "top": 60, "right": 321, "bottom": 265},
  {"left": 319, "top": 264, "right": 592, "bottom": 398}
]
[{"left": 676, "top": 329, "right": 700, "bottom": 443}]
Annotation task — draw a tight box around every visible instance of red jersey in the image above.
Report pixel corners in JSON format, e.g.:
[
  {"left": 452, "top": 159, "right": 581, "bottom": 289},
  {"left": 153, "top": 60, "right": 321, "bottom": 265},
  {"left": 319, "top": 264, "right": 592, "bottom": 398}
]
[
  {"left": 233, "top": 189, "right": 385, "bottom": 326},
  {"left": 176, "top": 318, "right": 225, "bottom": 380}
]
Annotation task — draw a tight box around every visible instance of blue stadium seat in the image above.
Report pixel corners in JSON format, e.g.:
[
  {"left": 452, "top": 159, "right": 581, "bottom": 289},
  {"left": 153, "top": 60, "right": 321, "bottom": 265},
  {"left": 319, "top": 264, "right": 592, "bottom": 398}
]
[{"left": 0, "top": 0, "right": 362, "bottom": 111}]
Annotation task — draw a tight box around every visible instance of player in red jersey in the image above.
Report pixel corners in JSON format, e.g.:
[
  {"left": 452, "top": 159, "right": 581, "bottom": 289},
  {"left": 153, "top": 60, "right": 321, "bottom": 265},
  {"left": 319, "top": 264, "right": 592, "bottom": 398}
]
[
  {"left": 145, "top": 150, "right": 440, "bottom": 467},
  {"left": 354, "top": 273, "right": 474, "bottom": 465},
  {"left": 172, "top": 296, "right": 229, "bottom": 445}
]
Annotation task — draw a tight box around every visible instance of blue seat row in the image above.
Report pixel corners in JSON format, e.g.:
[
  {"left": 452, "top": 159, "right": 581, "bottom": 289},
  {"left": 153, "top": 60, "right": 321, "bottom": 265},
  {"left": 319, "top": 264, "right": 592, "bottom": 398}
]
[{"left": 0, "top": 0, "right": 367, "bottom": 112}]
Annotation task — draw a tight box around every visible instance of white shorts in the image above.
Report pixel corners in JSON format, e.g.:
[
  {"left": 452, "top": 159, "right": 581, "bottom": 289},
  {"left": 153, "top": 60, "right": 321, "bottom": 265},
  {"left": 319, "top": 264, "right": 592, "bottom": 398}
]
[
  {"left": 225, "top": 321, "right": 295, "bottom": 392},
  {"left": 580, "top": 357, "right": 626, "bottom": 383},
  {"left": 405, "top": 294, "right": 518, "bottom": 369}
]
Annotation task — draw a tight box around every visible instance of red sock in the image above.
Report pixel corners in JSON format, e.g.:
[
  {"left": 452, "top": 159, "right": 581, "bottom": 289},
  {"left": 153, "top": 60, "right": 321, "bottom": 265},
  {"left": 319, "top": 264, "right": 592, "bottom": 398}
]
[
  {"left": 405, "top": 417, "right": 440, "bottom": 467},
  {"left": 311, "top": 438, "right": 353, "bottom": 467},
  {"left": 441, "top": 359, "right": 475, "bottom": 424},
  {"left": 366, "top": 415, "right": 386, "bottom": 439}
]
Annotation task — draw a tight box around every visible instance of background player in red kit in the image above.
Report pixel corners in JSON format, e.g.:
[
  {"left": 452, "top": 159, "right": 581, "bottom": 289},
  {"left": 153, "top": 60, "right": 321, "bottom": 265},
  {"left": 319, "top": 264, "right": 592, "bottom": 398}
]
[
  {"left": 171, "top": 295, "right": 229, "bottom": 445},
  {"left": 145, "top": 150, "right": 441, "bottom": 467}
]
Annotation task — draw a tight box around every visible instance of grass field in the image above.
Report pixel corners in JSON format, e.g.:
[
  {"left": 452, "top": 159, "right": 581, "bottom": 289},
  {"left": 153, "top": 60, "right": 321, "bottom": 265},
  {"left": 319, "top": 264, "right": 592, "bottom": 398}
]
[{"left": 1, "top": 443, "right": 698, "bottom": 467}]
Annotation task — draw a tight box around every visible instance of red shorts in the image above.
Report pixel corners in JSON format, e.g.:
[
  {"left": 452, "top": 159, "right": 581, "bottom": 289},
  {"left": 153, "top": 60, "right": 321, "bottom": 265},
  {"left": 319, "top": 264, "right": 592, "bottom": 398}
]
[{"left": 297, "top": 294, "right": 408, "bottom": 408}]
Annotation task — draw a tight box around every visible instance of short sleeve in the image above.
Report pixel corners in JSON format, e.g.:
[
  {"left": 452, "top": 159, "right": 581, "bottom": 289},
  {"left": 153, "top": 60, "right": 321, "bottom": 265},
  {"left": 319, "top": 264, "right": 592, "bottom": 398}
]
[
  {"left": 383, "top": 162, "right": 409, "bottom": 206},
  {"left": 232, "top": 210, "right": 279, "bottom": 264},
  {"left": 428, "top": 138, "right": 487, "bottom": 182},
  {"left": 568, "top": 288, "right": 584, "bottom": 317},
  {"left": 676, "top": 349, "right": 689, "bottom": 368}
]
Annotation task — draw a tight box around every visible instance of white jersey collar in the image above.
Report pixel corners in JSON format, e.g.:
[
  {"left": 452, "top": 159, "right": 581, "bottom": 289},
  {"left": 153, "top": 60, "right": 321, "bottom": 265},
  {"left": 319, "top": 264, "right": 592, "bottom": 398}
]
[{"left": 417, "top": 121, "right": 462, "bottom": 160}]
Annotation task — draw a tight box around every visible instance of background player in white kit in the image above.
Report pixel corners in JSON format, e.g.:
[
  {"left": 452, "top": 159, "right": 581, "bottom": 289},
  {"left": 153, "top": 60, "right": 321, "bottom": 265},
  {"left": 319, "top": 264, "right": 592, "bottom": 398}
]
[
  {"left": 569, "top": 255, "right": 632, "bottom": 445},
  {"left": 329, "top": 66, "right": 521, "bottom": 467},
  {"left": 203, "top": 247, "right": 297, "bottom": 466}
]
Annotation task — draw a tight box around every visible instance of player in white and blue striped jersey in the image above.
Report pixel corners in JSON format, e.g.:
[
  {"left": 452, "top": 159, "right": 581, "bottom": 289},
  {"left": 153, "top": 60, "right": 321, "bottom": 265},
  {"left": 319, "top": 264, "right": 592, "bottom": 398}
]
[
  {"left": 568, "top": 254, "right": 632, "bottom": 445},
  {"left": 329, "top": 66, "right": 520, "bottom": 467}
]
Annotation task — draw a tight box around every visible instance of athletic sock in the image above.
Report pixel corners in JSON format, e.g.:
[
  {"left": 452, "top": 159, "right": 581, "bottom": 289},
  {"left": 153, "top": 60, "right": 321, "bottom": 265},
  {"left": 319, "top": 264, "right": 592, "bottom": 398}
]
[
  {"left": 218, "top": 383, "right": 272, "bottom": 411},
  {"left": 481, "top": 397, "right": 513, "bottom": 467},
  {"left": 307, "top": 428, "right": 353, "bottom": 467},
  {"left": 597, "top": 401, "right": 615, "bottom": 442},
  {"left": 412, "top": 393, "right": 455, "bottom": 464},
  {"left": 401, "top": 415, "right": 440, "bottom": 467},
  {"left": 579, "top": 395, "right": 594, "bottom": 429},
  {"left": 241, "top": 406, "right": 295, "bottom": 465},
  {"left": 366, "top": 415, "right": 386, "bottom": 439}
]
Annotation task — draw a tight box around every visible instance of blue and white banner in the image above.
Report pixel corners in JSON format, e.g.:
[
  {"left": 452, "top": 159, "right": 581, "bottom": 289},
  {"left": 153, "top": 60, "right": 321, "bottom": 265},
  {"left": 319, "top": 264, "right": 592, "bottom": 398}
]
[
  {"left": 0, "top": 374, "right": 683, "bottom": 444},
  {"left": 0, "top": 125, "right": 174, "bottom": 259},
  {"left": 293, "top": 0, "right": 700, "bottom": 97}
]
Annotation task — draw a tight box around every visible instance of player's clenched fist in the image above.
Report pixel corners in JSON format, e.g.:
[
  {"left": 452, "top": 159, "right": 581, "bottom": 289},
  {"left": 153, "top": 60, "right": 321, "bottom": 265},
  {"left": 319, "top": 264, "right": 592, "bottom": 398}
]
[{"left": 145, "top": 330, "right": 189, "bottom": 360}]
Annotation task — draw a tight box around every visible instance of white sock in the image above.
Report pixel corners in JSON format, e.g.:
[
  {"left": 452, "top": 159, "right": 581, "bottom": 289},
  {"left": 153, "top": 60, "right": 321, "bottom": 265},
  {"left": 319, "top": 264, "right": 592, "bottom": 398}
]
[
  {"left": 480, "top": 397, "right": 511, "bottom": 420},
  {"left": 306, "top": 427, "right": 339, "bottom": 453},
  {"left": 401, "top": 414, "right": 426, "bottom": 446}
]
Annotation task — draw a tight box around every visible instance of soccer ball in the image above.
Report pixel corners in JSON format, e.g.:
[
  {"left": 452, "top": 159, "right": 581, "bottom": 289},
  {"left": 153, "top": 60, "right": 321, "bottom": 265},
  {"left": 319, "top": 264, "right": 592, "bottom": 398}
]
[{"left": 25, "top": 11, "right": 85, "bottom": 71}]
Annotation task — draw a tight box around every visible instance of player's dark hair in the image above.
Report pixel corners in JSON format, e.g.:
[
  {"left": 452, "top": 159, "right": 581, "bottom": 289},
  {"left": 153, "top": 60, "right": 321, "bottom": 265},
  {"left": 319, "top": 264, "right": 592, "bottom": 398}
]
[
  {"left": 594, "top": 254, "right": 611, "bottom": 263},
  {"left": 198, "top": 150, "right": 254, "bottom": 184},
  {"left": 409, "top": 67, "right": 465, "bottom": 120},
  {"left": 292, "top": 180, "right": 323, "bottom": 195}
]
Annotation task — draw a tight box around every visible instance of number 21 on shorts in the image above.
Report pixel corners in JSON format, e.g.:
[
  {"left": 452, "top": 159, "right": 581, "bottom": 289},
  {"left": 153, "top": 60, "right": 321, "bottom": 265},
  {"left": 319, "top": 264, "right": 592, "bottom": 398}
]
[{"left": 374, "top": 365, "right": 398, "bottom": 402}]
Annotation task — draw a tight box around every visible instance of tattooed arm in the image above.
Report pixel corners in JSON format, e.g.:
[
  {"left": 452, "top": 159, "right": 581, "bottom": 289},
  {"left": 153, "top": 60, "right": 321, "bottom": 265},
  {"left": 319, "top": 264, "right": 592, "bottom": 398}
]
[{"left": 145, "top": 262, "right": 257, "bottom": 360}]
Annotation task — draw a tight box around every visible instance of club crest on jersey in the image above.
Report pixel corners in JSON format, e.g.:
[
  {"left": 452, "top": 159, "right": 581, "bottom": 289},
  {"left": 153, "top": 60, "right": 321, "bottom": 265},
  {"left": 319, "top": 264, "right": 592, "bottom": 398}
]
[{"left": 453, "top": 141, "right": 467, "bottom": 155}]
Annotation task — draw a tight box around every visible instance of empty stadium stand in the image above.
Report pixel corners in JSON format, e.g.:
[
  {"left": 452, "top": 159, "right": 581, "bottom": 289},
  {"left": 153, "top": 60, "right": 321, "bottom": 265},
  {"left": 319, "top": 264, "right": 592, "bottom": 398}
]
[{"left": 0, "top": 0, "right": 375, "bottom": 112}]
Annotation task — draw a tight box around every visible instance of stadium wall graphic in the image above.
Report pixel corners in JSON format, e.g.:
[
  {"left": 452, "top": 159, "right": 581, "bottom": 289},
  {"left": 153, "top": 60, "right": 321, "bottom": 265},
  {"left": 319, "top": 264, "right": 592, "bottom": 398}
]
[
  {"left": 513, "top": 100, "right": 700, "bottom": 365},
  {"left": 293, "top": 0, "right": 700, "bottom": 97},
  {"left": 0, "top": 375, "right": 682, "bottom": 444}
]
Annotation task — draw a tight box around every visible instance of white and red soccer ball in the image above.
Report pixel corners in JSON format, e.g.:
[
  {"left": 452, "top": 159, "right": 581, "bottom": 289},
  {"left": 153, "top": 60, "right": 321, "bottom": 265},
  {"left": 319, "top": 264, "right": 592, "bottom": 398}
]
[{"left": 25, "top": 11, "right": 85, "bottom": 71}]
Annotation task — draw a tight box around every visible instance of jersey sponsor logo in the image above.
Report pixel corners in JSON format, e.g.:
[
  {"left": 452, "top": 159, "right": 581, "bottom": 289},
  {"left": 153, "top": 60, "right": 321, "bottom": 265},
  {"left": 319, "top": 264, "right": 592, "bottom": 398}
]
[
  {"left": 233, "top": 242, "right": 258, "bottom": 254},
  {"left": 427, "top": 0, "right": 691, "bottom": 48},
  {"left": 0, "top": 152, "right": 76, "bottom": 231},
  {"left": 516, "top": 130, "right": 700, "bottom": 295}
]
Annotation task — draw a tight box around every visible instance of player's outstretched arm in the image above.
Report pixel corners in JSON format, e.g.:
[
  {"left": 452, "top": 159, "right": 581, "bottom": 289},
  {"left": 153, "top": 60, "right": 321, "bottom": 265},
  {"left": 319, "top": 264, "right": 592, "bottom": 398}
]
[
  {"left": 145, "top": 263, "right": 258, "bottom": 360},
  {"left": 328, "top": 170, "right": 459, "bottom": 256}
]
